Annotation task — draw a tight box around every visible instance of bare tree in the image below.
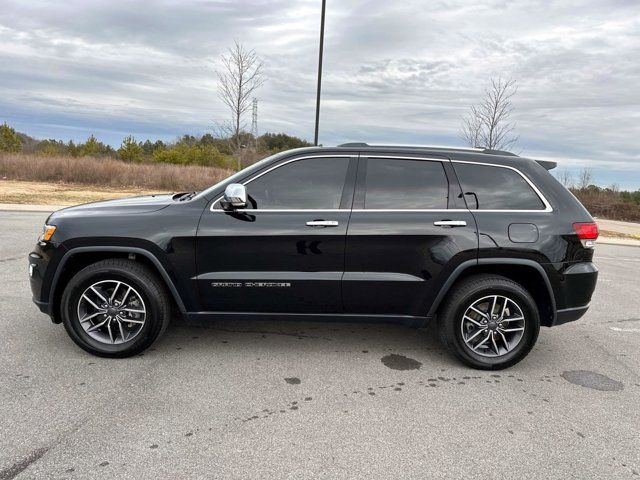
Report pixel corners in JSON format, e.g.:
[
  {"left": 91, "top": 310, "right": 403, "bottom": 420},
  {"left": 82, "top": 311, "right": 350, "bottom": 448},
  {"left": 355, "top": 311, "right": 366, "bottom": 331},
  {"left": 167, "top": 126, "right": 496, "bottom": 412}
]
[
  {"left": 217, "top": 40, "right": 264, "bottom": 168},
  {"left": 577, "top": 167, "right": 593, "bottom": 190},
  {"left": 461, "top": 78, "right": 518, "bottom": 151},
  {"left": 557, "top": 170, "right": 574, "bottom": 189}
]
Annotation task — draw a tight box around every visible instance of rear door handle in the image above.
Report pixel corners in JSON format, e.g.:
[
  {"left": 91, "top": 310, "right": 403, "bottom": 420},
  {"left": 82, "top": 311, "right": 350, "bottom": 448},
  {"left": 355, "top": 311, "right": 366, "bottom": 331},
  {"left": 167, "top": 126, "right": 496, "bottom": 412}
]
[
  {"left": 306, "top": 220, "right": 339, "bottom": 227},
  {"left": 433, "top": 220, "right": 467, "bottom": 227}
]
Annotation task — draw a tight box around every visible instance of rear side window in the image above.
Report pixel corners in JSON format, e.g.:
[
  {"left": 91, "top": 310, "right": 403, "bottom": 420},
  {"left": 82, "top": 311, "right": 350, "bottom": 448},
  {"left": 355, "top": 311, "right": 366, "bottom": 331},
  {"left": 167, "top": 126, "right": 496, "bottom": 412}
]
[
  {"left": 364, "top": 158, "right": 448, "bottom": 209},
  {"left": 453, "top": 162, "right": 545, "bottom": 210},
  {"left": 246, "top": 157, "right": 349, "bottom": 209}
]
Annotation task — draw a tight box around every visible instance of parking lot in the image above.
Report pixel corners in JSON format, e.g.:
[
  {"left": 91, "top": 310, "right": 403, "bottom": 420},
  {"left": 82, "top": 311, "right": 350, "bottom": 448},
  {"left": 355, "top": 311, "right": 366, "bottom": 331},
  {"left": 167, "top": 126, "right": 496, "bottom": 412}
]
[{"left": 1, "top": 210, "right": 639, "bottom": 479}]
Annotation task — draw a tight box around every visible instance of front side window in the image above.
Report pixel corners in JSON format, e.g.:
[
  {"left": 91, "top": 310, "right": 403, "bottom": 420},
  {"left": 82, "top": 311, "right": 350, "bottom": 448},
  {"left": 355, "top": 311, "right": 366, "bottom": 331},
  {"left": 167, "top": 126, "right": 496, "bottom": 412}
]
[
  {"left": 246, "top": 157, "right": 349, "bottom": 209},
  {"left": 364, "top": 158, "right": 449, "bottom": 209},
  {"left": 453, "top": 162, "right": 545, "bottom": 210}
]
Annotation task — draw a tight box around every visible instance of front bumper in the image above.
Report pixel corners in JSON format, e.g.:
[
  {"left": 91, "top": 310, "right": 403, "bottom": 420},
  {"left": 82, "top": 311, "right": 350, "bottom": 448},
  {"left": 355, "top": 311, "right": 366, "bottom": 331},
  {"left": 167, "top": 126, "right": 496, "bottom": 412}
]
[
  {"left": 28, "top": 246, "right": 59, "bottom": 321},
  {"left": 32, "top": 298, "right": 49, "bottom": 314}
]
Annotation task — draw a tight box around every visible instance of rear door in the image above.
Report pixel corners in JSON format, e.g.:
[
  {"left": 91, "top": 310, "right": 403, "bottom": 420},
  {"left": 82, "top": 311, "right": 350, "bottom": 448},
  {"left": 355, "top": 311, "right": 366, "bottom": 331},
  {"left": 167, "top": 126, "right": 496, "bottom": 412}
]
[{"left": 343, "top": 153, "right": 477, "bottom": 317}]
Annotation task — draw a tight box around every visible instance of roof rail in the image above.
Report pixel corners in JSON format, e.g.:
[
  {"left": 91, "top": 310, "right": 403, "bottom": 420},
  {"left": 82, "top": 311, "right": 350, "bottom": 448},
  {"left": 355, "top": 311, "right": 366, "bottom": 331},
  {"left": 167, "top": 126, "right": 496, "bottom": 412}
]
[
  {"left": 338, "top": 142, "right": 370, "bottom": 147},
  {"left": 337, "top": 142, "right": 518, "bottom": 156}
]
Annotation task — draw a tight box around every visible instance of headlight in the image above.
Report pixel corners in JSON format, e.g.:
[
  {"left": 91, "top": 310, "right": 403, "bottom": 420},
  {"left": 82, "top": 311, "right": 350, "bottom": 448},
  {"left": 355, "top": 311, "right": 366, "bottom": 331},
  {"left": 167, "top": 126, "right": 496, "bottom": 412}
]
[{"left": 39, "top": 224, "right": 57, "bottom": 243}]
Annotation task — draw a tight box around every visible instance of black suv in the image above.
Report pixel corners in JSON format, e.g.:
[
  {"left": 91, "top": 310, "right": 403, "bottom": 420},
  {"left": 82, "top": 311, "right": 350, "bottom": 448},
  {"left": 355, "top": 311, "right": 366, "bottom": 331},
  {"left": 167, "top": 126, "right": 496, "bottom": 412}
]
[{"left": 29, "top": 144, "right": 598, "bottom": 369}]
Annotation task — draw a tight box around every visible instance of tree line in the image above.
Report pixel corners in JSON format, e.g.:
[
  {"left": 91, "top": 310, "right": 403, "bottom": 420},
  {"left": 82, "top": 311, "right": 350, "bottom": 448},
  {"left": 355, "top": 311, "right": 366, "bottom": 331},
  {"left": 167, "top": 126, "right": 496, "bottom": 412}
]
[{"left": 0, "top": 122, "right": 310, "bottom": 170}]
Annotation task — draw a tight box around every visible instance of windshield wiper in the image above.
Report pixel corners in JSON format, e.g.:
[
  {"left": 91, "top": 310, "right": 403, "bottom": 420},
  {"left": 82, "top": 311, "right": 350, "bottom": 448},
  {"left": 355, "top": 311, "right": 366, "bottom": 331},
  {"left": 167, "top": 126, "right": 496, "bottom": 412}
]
[
  {"left": 173, "top": 192, "right": 197, "bottom": 201},
  {"left": 180, "top": 192, "right": 198, "bottom": 201}
]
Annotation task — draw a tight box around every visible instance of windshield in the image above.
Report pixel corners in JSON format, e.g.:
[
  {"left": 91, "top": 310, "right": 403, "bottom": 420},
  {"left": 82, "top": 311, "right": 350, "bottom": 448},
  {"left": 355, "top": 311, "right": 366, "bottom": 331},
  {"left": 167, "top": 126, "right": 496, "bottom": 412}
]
[{"left": 194, "top": 151, "right": 290, "bottom": 200}]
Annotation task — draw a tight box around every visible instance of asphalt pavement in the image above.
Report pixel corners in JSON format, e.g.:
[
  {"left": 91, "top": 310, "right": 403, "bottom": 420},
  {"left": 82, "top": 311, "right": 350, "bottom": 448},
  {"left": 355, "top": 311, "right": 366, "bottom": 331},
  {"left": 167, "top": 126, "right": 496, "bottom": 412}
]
[{"left": 1, "top": 210, "right": 639, "bottom": 479}]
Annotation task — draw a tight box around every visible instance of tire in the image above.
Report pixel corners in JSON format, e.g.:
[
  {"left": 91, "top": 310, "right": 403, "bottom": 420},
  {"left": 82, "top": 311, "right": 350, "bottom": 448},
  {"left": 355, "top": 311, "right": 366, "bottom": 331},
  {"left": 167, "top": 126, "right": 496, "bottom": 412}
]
[
  {"left": 60, "top": 259, "right": 171, "bottom": 358},
  {"left": 437, "top": 274, "right": 540, "bottom": 370}
]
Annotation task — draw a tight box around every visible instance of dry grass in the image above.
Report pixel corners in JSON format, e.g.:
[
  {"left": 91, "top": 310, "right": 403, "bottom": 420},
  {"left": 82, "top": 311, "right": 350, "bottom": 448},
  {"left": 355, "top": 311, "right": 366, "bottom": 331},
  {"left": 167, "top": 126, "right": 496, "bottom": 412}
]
[
  {"left": 599, "top": 230, "right": 640, "bottom": 240},
  {"left": 572, "top": 188, "right": 640, "bottom": 223},
  {"left": 0, "top": 180, "right": 166, "bottom": 206},
  {"left": 0, "top": 153, "right": 233, "bottom": 191}
]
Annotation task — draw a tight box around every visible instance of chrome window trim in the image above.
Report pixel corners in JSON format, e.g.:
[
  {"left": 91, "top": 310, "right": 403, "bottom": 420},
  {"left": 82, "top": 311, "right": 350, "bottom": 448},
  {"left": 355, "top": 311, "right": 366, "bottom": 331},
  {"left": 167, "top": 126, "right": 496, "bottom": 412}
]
[
  {"left": 451, "top": 159, "right": 553, "bottom": 213},
  {"left": 350, "top": 209, "right": 550, "bottom": 213},
  {"left": 351, "top": 209, "right": 467, "bottom": 213},
  {"left": 210, "top": 154, "right": 356, "bottom": 212},
  {"left": 209, "top": 154, "right": 553, "bottom": 214},
  {"left": 226, "top": 209, "right": 351, "bottom": 213}
]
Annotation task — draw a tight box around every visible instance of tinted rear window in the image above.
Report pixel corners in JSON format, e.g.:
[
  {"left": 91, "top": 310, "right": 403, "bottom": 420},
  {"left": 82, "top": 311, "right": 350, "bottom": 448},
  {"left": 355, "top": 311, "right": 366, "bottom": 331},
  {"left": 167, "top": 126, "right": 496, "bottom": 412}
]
[
  {"left": 364, "top": 158, "right": 448, "bottom": 209},
  {"left": 454, "top": 163, "right": 545, "bottom": 210}
]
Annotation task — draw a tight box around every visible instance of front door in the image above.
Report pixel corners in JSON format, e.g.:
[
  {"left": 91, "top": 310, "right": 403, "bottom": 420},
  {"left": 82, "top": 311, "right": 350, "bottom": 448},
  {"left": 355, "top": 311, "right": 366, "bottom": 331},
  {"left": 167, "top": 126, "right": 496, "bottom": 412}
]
[
  {"left": 196, "top": 155, "right": 357, "bottom": 313},
  {"left": 343, "top": 154, "right": 478, "bottom": 317}
]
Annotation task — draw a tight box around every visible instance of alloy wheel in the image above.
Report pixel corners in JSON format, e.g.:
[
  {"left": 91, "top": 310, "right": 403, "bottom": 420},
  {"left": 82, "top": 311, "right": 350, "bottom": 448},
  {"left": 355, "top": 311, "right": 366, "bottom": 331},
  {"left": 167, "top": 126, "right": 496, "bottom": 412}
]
[
  {"left": 76, "top": 280, "right": 146, "bottom": 345},
  {"left": 460, "top": 294, "right": 526, "bottom": 357}
]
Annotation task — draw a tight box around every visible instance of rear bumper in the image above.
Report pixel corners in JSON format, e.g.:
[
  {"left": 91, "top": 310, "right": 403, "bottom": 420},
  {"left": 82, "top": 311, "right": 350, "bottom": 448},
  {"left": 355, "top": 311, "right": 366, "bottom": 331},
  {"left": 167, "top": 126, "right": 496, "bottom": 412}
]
[
  {"left": 549, "top": 262, "right": 598, "bottom": 326},
  {"left": 555, "top": 304, "right": 590, "bottom": 325}
]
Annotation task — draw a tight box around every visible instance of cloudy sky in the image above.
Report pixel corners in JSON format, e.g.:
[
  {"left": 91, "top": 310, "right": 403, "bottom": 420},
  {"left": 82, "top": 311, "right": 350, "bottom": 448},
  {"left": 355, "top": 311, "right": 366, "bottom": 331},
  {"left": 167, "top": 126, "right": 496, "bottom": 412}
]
[{"left": 1, "top": 0, "right": 639, "bottom": 187}]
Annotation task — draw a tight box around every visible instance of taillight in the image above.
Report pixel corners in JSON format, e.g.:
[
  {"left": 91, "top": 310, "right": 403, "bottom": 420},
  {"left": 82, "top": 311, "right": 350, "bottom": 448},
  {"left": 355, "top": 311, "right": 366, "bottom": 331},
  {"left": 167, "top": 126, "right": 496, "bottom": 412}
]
[{"left": 573, "top": 222, "right": 598, "bottom": 248}]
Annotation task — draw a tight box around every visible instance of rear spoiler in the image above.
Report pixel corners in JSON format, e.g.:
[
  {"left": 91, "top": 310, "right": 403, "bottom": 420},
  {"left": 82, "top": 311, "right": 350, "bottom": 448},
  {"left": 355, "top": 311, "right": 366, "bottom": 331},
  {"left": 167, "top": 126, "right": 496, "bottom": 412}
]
[{"left": 536, "top": 160, "right": 557, "bottom": 170}]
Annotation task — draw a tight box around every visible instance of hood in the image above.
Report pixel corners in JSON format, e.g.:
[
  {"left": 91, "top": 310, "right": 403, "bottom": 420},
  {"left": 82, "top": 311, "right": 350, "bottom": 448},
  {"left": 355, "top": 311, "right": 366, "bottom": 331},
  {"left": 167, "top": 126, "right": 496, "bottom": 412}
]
[{"left": 52, "top": 194, "right": 175, "bottom": 218}]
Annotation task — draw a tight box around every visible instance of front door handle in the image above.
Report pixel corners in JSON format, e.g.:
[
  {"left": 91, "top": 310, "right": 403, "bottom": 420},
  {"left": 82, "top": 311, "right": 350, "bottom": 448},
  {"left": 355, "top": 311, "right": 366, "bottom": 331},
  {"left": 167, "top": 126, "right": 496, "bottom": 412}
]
[
  {"left": 306, "top": 220, "right": 339, "bottom": 227},
  {"left": 433, "top": 220, "right": 467, "bottom": 227}
]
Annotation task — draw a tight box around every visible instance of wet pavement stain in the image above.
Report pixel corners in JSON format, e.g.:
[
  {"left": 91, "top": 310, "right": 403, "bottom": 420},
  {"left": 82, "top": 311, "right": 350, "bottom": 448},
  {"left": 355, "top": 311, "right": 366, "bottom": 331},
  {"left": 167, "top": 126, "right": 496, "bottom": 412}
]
[
  {"left": 561, "top": 370, "right": 624, "bottom": 391},
  {"left": 235, "top": 373, "right": 566, "bottom": 425},
  {"left": 380, "top": 354, "right": 422, "bottom": 370},
  {"left": 284, "top": 377, "right": 301, "bottom": 385},
  {"left": 237, "top": 371, "right": 578, "bottom": 426}
]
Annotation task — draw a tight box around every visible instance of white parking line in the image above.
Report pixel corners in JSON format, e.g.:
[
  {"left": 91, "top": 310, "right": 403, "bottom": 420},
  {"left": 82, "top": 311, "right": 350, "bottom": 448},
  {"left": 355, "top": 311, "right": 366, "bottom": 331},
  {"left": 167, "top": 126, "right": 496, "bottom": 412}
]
[
  {"left": 596, "top": 256, "right": 640, "bottom": 262},
  {"left": 609, "top": 326, "right": 640, "bottom": 333}
]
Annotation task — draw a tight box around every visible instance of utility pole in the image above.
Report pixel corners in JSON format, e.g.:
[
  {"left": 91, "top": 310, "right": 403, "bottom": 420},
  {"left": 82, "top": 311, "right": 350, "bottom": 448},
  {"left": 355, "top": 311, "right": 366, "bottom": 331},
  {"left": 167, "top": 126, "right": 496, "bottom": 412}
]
[
  {"left": 251, "top": 98, "right": 259, "bottom": 150},
  {"left": 313, "top": 0, "right": 326, "bottom": 146}
]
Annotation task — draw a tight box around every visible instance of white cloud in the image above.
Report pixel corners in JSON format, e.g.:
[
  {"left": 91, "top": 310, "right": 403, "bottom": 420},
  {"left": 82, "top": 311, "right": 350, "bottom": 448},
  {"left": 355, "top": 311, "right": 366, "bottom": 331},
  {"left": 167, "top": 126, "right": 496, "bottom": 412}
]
[{"left": 0, "top": 0, "right": 639, "bottom": 187}]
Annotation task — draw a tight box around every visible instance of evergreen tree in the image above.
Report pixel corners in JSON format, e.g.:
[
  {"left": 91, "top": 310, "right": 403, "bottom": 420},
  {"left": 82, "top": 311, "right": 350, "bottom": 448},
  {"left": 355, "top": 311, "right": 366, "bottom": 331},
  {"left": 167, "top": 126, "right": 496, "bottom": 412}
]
[
  {"left": 0, "top": 123, "right": 22, "bottom": 152},
  {"left": 117, "top": 135, "right": 143, "bottom": 162}
]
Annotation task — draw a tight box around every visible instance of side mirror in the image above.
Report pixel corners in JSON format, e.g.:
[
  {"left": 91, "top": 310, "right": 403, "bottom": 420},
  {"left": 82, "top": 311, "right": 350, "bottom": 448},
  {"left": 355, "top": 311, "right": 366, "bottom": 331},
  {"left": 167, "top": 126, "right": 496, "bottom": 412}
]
[{"left": 221, "top": 183, "right": 247, "bottom": 210}]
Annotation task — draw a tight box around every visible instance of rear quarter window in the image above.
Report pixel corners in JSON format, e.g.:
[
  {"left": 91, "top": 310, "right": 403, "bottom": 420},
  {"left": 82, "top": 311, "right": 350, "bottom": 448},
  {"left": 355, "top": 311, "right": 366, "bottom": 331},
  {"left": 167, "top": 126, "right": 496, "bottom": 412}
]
[{"left": 453, "top": 162, "right": 546, "bottom": 210}]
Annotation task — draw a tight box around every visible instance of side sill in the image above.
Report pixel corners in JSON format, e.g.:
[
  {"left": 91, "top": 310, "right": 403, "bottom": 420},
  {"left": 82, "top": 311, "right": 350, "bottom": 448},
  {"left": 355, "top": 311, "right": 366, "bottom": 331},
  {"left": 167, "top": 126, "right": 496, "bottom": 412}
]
[{"left": 184, "top": 312, "right": 430, "bottom": 328}]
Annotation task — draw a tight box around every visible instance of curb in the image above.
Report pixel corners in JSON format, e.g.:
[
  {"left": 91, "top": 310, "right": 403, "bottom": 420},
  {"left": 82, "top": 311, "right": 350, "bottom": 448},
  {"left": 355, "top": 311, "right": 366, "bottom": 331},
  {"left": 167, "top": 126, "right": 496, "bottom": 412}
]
[
  {"left": 598, "top": 237, "right": 640, "bottom": 247},
  {"left": 0, "top": 203, "right": 66, "bottom": 212}
]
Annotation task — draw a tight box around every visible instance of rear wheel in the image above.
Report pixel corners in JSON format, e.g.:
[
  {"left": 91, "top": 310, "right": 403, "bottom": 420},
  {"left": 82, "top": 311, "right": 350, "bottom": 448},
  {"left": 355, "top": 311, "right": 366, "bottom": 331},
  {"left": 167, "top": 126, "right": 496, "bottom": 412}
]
[
  {"left": 61, "top": 259, "right": 171, "bottom": 357},
  {"left": 438, "top": 274, "right": 540, "bottom": 370}
]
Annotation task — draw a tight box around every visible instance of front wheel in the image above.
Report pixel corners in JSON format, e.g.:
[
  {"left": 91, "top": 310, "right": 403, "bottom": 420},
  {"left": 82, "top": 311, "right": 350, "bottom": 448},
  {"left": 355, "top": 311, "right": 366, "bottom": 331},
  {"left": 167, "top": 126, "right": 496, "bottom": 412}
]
[
  {"left": 60, "top": 259, "right": 171, "bottom": 357},
  {"left": 438, "top": 275, "right": 540, "bottom": 370}
]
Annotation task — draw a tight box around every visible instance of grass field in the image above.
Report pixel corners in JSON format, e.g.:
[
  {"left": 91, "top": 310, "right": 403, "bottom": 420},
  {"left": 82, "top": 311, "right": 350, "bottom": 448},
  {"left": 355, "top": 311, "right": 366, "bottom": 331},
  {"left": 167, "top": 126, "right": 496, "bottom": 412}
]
[
  {"left": 0, "top": 153, "right": 233, "bottom": 191},
  {"left": 0, "top": 179, "right": 168, "bottom": 205}
]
